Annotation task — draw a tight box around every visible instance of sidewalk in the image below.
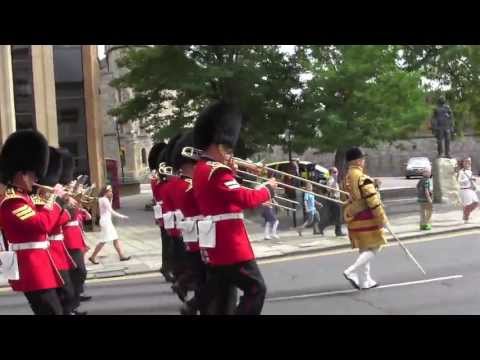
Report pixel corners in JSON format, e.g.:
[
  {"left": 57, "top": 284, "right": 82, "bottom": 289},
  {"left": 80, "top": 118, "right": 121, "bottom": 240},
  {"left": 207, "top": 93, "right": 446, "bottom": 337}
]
[{"left": 1, "top": 191, "right": 478, "bottom": 286}]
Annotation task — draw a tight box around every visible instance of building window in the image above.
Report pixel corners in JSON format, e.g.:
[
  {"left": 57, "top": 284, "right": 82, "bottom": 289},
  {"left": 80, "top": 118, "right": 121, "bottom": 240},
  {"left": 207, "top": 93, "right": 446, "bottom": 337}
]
[
  {"left": 53, "top": 45, "right": 89, "bottom": 178},
  {"left": 141, "top": 148, "right": 147, "bottom": 165},
  {"left": 11, "top": 45, "right": 36, "bottom": 130}
]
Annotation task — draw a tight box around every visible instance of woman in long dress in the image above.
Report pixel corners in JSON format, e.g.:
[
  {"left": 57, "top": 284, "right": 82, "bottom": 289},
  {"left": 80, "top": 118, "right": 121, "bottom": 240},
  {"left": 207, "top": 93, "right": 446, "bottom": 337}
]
[
  {"left": 458, "top": 157, "right": 479, "bottom": 223},
  {"left": 88, "top": 185, "right": 131, "bottom": 264}
]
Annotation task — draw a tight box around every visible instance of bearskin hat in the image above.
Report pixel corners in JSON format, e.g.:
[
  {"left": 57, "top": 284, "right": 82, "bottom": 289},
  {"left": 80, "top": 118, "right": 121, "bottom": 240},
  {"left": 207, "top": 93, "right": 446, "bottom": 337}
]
[
  {"left": 345, "top": 147, "right": 365, "bottom": 162},
  {"left": 0, "top": 130, "right": 49, "bottom": 183},
  {"left": 170, "top": 131, "right": 196, "bottom": 171},
  {"left": 38, "top": 147, "right": 63, "bottom": 187},
  {"left": 58, "top": 148, "right": 75, "bottom": 185},
  {"left": 162, "top": 133, "right": 183, "bottom": 167},
  {"left": 148, "top": 142, "right": 167, "bottom": 171},
  {"left": 193, "top": 100, "right": 242, "bottom": 151}
]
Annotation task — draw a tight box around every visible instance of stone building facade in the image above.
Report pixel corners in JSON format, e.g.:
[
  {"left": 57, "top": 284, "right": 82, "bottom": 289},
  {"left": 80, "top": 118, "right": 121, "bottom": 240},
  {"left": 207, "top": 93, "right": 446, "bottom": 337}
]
[
  {"left": 100, "top": 45, "right": 152, "bottom": 185},
  {"left": 0, "top": 45, "right": 105, "bottom": 187}
]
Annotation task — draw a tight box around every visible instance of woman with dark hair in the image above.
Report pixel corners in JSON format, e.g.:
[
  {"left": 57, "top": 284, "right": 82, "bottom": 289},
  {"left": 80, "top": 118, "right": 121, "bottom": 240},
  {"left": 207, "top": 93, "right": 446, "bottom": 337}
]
[{"left": 88, "top": 185, "right": 130, "bottom": 264}]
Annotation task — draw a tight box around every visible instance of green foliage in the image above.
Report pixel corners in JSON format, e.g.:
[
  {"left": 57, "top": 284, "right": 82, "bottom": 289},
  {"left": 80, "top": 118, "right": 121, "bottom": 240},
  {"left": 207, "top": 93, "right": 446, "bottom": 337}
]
[{"left": 302, "top": 45, "right": 430, "bottom": 152}]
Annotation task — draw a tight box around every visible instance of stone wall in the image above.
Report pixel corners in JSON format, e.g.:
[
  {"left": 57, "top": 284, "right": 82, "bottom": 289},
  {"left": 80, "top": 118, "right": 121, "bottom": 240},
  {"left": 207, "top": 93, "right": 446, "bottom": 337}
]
[{"left": 254, "top": 134, "right": 480, "bottom": 177}]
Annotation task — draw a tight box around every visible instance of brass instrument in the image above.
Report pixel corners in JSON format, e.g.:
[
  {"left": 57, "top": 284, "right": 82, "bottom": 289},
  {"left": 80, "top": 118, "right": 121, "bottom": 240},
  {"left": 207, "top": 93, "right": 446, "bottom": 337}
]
[
  {"left": 240, "top": 178, "right": 299, "bottom": 206},
  {"left": 181, "top": 146, "right": 348, "bottom": 205}
]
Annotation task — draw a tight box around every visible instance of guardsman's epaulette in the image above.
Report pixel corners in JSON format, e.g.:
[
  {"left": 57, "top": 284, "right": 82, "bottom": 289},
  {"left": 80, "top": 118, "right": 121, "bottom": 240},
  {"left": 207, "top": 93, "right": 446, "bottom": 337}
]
[
  {"left": 0, "top": 188, "right": 23, "bottom": 207},
  {"left": 206, "top": 161, "right": 232, "bottom": 181},
  {"left": 31, "top": 194, "right": 46, "bottom": 206}
]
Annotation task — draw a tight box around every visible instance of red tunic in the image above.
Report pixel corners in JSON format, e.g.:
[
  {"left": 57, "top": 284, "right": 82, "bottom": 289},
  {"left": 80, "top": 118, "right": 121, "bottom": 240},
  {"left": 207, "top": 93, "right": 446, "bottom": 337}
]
[
  {"left": 162, "top": 177, "right": 183, "bottom": 238},
  {"left": 152, "top": 178, "right": 168, "bottom": 228},
  {"left": 62, "top": 208, "right": 89, "bottom": 251},
  {"left": 42, "top": 203, "right": 76, "bottom": 271},
  {"left": 193, "top": 159, "right": 271, "bottom": 265},
  {"left": 0, "top": 189, "right": 64, "bottom": 292},
  {"left": 166, "top": 177, "right": 201, "bottom": 253}
]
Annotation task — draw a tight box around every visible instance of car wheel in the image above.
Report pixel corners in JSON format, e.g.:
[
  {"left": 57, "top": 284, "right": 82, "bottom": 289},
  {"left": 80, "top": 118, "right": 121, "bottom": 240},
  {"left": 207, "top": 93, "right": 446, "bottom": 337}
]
[{"left": 406, "top": 176, "right": 410, "bottom": 179}]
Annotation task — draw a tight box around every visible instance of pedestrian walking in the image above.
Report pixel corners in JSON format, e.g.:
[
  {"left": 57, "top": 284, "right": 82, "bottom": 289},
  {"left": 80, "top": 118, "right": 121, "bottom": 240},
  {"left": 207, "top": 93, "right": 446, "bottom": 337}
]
[
  {"left": 457, "top": 157, "right": 478, "bottom": 223},
  {"left": 318, "top": 167, "right": 345, "bottom": 236},
  {"left": 296, "top": 183, "right": 322, "bottom": 236},
  {"left": 261, "top": 202, "right": 279, "bottom": 240},
  {"left": 417, "top": 167, "right": 433, "bottom": 230},
  {"left": 88, "top": 185, "right": 130, "bottom": 264}
]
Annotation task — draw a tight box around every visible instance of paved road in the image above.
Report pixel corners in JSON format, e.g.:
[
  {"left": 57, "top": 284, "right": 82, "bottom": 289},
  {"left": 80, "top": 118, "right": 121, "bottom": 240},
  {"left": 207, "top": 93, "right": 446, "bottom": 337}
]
[{"left": 1, "top": 230, "right": 479, "bottom": 315}]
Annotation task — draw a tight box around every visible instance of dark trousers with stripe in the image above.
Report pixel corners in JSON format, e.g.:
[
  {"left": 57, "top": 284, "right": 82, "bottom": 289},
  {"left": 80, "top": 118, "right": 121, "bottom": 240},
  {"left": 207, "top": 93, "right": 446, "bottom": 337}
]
[
  {"left": 24, "top": 288, "right": 63, "bottom": 315},
  {"left": 178, "top": 251, "right": 208, "bottom": 314},
  {"left": 205, "top": 260, "right": 267, "bottom": 315},
  {"left": 57, "top": 270, "right": 79, "bottom": 314},
  {"left": 68, "top": 249, "right": 88, "bottom": 300}
]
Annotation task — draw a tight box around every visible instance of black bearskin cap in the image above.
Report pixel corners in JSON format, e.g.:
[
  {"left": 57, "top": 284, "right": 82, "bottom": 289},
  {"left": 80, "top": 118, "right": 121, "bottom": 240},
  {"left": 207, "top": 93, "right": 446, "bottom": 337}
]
[
  {"left": 162, "top": 133, "right": 183, "bottom": 167},
  {"left": 345, "top": 147, "right": 365, "bottom": 162},
  {"left": 0, "top": 130, "right": 49, "bottom": 183},
  {"left": 58, "top": 149, "right": 75, "bottom": 185},
  {"left": 193, "top": 100, "right": 242, "bottom": 151},
  {"left": 171, "top": 131, "right": 195, "bottom": 171},
  {"left": 38, "top": 147, "right": 63, "bottom": 187},
  {"left": 148, "top": 142, "right": 167, "bottom": 171}
]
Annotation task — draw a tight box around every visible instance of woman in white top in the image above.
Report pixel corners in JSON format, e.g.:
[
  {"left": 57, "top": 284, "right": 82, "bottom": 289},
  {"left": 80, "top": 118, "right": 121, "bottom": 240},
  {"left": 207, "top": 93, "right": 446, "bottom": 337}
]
[
  {"left": 457, "top": 157, "right": 479, "bottom": 223},
  {"left": 88, "top": 185, "right": 130, "bottom": 264}
]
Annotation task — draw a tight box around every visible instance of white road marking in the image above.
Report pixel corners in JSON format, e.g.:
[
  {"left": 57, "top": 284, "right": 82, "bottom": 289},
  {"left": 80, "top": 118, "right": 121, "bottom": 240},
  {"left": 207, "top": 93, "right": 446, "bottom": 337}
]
[
  {"left": 267, "top": 275, "right": 463, "bottom": 302},
  {"left": 259, "top": 230, "right": 480, "bottom": 265}
]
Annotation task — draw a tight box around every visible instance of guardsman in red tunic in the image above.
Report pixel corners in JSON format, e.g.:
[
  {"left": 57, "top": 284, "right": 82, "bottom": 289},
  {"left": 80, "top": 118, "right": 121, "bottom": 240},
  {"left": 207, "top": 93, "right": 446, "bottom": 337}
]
[
  {"left": 167, "top": 131, "right": 208, "bottom": 315},
  {"left": 160, "top": 134, "right": 189, "bottom": 299},
  {"left": 192, "top": 101, "right": 277, "bottom": 315},
  {"left": 0, "top": 130, "right": 70, "bottom": 315},
  {"left": 58, "top": 149, "right": 91, "bottom": 310},
  {"left": 35, "top": 147, "right": 79, "bottom": 315},
  {"left": 148, "top": 142, "right": 174, "bottom": 282}
]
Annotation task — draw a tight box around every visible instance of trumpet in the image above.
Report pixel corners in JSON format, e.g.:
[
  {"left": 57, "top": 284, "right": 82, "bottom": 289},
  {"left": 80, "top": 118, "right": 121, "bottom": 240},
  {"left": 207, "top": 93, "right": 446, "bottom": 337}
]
[{"left": 181, "top": 146, "right": 348, "bottom": 205}]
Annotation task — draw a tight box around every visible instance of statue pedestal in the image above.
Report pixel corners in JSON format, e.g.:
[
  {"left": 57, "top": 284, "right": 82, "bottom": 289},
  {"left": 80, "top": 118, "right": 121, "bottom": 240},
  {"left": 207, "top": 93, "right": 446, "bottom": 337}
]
[{"left": 432, "top": 157, "right": 460, "bottom": 205}]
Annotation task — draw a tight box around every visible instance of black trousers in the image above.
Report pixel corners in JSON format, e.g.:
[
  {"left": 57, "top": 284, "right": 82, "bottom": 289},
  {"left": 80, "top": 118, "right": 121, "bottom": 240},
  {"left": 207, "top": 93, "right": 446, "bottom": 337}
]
[
  {"left": 178, "top": 251, "right": 208, "bottom": 314},
  {"left": 68, "top": 249, "right": 87, "bottom": 300},
  {"left": 170, "top": 236, "right": 188, "bottom": 279},
  {"left": 319, "top": 201, "right": 343, "bottom": 235},
  {"left": 205, "top": 260, "right": 267, "bottom": 315},
  {"left": 24, "top": 288, "right": 63, "bottom": 315},
  {"left": 57, "top": 270, "right": 79, "bottom": 314},
  {"left": 160, "top": 227, "right": 174, "bottom": 274},
  {"left": 435, "top": 129, "right": 451, "bottom": 156}
]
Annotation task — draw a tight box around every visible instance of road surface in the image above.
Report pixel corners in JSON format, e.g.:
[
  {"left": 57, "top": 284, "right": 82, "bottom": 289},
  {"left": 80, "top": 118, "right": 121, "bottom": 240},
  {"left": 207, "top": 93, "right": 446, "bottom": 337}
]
[{"left": 0, "top": 230, "right": 478, "bottom": 315}]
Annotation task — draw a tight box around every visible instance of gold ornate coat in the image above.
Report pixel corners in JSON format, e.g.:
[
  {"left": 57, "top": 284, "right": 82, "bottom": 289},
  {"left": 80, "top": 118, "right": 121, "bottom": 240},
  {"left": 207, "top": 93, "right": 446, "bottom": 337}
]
[{"left": 341, "top": 165, "right": 388, "bottom": 250}]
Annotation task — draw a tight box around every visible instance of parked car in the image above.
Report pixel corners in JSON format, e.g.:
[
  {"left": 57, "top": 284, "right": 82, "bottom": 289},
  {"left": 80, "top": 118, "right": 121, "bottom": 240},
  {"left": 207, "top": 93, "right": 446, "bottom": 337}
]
[{"left": 405, "top": 157, "right": 431, "bottom": 179}]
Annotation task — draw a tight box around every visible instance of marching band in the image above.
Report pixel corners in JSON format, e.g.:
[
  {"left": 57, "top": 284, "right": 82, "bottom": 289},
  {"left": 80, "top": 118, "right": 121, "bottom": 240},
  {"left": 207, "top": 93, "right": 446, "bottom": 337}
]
[{"left": 0, "top": 100, "right": 391, "bottom": 315}]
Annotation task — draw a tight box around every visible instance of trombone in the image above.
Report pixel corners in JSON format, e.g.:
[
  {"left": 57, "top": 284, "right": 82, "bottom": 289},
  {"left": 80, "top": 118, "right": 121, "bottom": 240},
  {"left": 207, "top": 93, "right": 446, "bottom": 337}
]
[
  {"left": 238, "top": 185, "right": 296, "bottom": 212},
  {"left": 181, "top": 146, "right": 348, "bottom": 205},
  {"left": 240, "top": 178, "right": 299, "bottom": 206}
]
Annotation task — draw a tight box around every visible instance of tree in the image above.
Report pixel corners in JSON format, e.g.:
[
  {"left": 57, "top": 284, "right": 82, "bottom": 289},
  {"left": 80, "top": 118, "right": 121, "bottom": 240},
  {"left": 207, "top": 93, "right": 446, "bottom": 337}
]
[
  {"left": 401, "top": 45, "right": 480, "bottom": 134},
  {"left": 109, "top": 45, "right": 313, "bottom": 158},
  {"left": 302, "top": 45, "right": 431, "bottom": 175}
]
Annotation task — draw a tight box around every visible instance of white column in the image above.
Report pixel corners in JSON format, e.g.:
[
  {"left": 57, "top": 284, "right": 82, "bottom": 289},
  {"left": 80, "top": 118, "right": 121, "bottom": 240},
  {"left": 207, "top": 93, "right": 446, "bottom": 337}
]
[{"left": 0, "top": 45, "right": 16, "bottom": 143}]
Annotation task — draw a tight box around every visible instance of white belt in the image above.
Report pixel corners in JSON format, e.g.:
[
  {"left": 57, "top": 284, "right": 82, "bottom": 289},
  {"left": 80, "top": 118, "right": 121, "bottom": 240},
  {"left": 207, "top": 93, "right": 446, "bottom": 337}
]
[
  {"left": 184, "top": 215, "right": 205, "bottom": 221},
  {"left": 9, "top": 241, "right": 50, "bottom": 251},
  {"left": 207, "top": 213, "right": 244, "bottom": 222},
  {"left": 64, "top": 221, "right": 79, "bottom": 227},
  {"left": 48, "top": 234, "right": 64, "bottom": 241}
]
